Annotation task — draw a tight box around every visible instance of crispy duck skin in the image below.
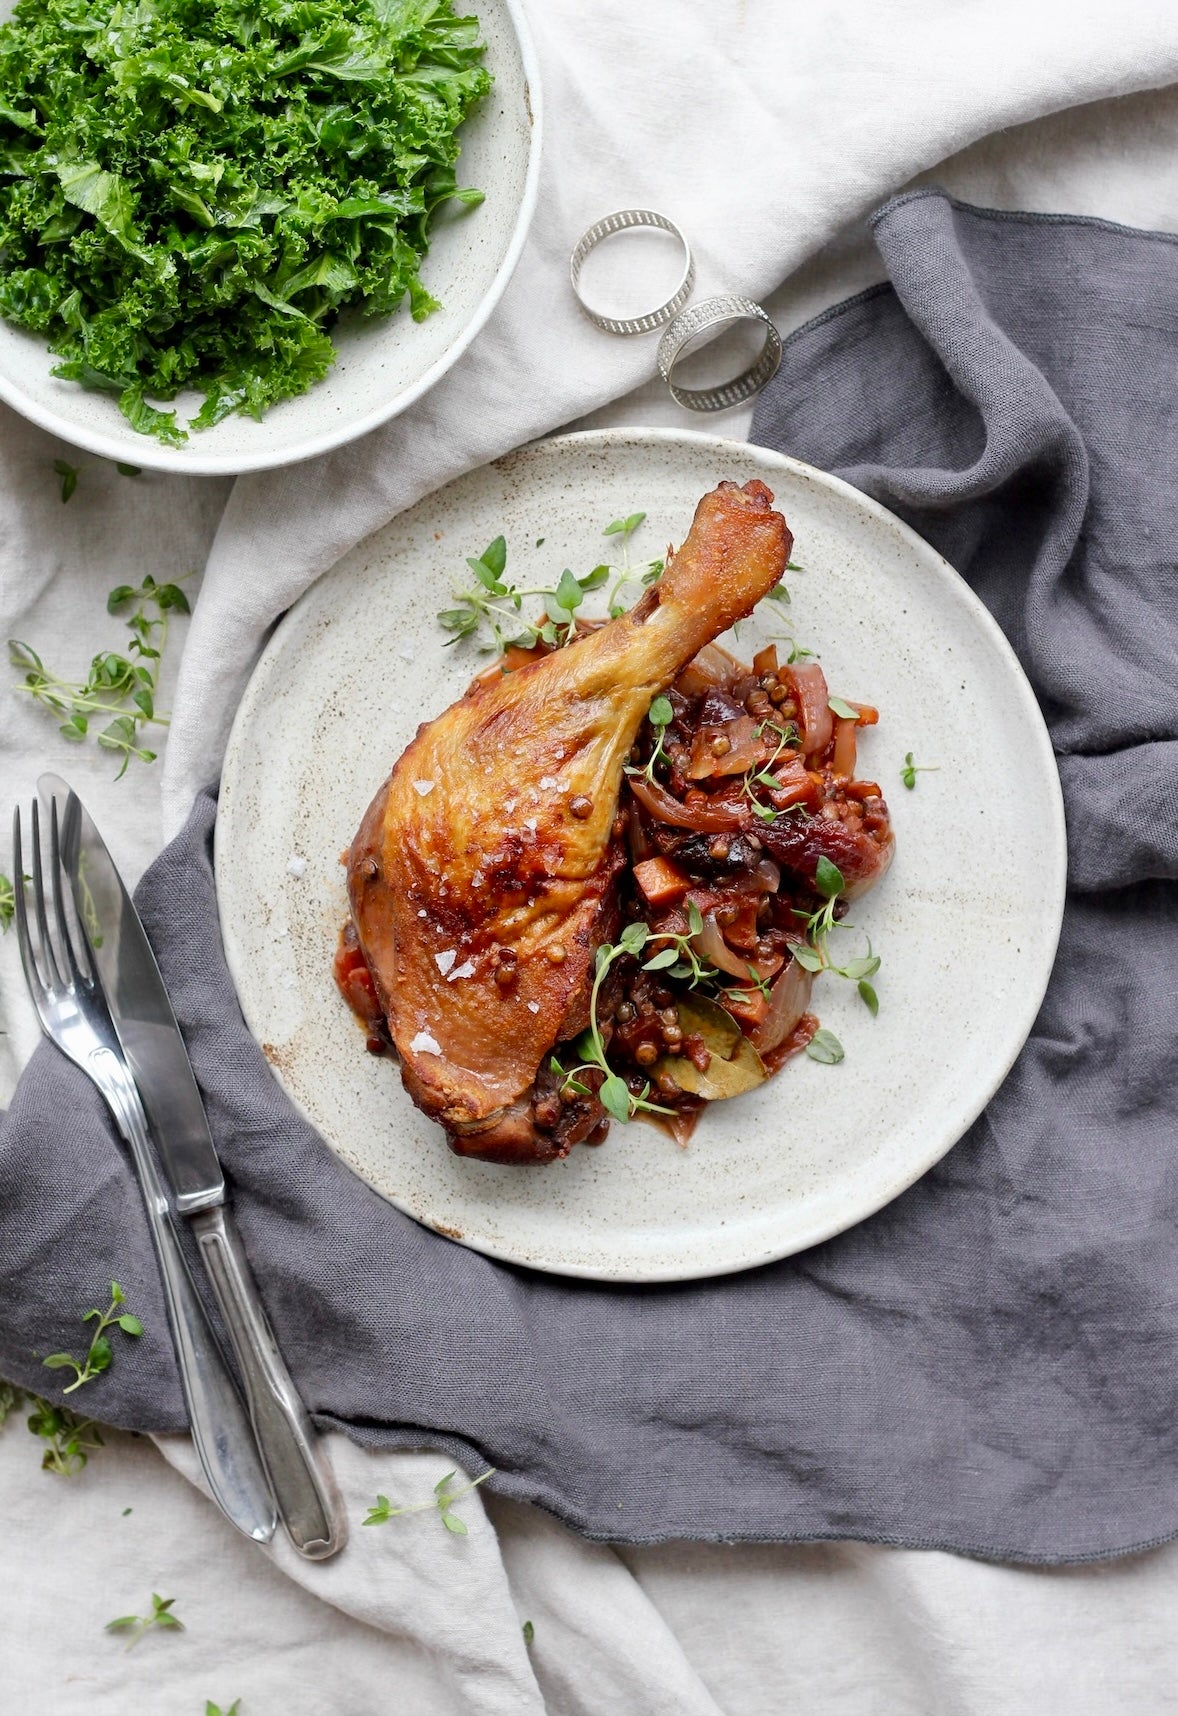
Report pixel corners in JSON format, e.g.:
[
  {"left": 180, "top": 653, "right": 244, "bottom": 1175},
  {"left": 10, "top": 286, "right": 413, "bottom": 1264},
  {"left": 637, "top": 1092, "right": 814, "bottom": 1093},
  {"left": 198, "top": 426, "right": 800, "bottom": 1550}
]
[{"left": 347, "top": 479, "right": 793, "bottom": 1163}]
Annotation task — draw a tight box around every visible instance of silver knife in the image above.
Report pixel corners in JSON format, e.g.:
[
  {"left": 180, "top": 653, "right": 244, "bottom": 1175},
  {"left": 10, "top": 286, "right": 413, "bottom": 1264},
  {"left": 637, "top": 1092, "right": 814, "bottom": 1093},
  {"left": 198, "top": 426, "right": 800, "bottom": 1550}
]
[{"left": 41, "top": 774, "right": 347, "bottom": 1561}]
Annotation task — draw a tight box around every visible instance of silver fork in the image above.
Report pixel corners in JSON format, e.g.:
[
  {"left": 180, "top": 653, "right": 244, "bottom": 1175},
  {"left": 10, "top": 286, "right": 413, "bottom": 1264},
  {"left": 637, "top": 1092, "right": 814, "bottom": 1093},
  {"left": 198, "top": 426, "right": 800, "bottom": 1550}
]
[{"left": 13, "top": 798, "right": 277, "bottom": 1545}]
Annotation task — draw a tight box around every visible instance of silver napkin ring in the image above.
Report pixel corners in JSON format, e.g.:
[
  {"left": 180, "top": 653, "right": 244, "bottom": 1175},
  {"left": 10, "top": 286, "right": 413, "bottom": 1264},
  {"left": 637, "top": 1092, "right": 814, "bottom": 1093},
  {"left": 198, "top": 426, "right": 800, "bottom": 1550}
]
[
  {"left": 569, "top": 210, "right": 695, "bottom": 336},
  {"left": 656, "top": 295, "right": 783, "bottom": 412}
]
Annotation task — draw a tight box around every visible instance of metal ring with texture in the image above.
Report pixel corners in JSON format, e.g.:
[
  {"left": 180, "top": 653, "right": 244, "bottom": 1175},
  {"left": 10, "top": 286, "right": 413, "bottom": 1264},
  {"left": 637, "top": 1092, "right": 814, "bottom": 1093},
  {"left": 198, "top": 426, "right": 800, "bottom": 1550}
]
[
  {"left": 656, "top": 295, "right": 783, "bottom": 412},
  {"left": 569, "top": 209, "right": 695, "bottom": 336}
]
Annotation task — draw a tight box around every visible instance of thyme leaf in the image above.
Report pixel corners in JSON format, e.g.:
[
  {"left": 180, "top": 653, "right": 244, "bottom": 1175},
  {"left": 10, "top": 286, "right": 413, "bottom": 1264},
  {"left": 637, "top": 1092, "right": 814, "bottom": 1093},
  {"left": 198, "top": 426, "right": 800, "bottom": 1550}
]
[{"left": 806, "top": 1027, "right": 844, "bottom": 1065}]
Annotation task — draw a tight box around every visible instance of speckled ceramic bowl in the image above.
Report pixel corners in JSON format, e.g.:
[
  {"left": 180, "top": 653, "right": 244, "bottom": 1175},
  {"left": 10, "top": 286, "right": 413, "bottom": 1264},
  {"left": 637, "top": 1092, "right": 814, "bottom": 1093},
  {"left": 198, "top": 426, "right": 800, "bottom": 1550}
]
[
  {"left": 216, "top": 429, "right": 1067, "bottom": 1282},
  {"left": 0, "top": 0, "right": 540, "bottom": 475}
]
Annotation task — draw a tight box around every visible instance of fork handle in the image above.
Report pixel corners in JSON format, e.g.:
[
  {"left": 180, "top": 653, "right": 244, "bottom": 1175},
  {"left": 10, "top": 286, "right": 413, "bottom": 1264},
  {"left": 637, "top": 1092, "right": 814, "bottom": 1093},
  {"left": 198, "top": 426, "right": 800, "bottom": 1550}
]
[
  {"left": 95, "top": 1053, "right": 278, "bottom": 1545},
  {"left": 189, "top": 1204, "right": 347, "bottom": 1560}
]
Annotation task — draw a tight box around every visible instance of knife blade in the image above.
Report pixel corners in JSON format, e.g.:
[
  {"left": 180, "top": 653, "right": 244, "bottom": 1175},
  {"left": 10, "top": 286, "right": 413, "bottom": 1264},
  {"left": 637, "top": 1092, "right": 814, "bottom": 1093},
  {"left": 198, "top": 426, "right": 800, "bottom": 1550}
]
[
  {"left": 39, "top": 776, "right": 224, "bottom": 1215},
  {"left": 41, "top": 773, "right": 347, "bottom": 1561}
]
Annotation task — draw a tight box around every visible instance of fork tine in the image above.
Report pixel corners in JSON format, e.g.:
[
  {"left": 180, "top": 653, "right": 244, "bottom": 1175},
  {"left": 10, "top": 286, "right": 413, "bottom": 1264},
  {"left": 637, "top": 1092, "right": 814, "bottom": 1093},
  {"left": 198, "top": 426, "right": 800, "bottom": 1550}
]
[
  {"left": 49, "top": 796, "right": 86, "bottom": 989},
  {"left": 29, "top": 798, "right": 63, "bottom": 991},
  {"left": 11, "top": 805, "right": 41, "bottom": 1004}
]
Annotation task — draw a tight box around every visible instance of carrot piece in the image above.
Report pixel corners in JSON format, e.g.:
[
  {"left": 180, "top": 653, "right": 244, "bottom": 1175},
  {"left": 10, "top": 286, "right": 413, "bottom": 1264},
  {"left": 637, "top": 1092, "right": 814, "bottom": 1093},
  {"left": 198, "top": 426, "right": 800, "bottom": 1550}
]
[
  {"left": 723, "top": 988, "right": 769, "bottom": 1030},
  {"left": 632, "top": 856, "right": 692, "bottom": 906},
  {"left": 752, "top": 642, "right": 778, "bottom": 677},
  {"left": 765, "top": 755, "right": 822, "bottom": 811}
]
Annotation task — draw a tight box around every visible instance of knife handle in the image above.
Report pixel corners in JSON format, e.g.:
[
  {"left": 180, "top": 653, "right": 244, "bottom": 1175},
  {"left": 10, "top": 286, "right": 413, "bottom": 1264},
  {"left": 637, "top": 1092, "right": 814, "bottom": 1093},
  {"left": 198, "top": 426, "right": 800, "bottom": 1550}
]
[
  {"left": 97, "top": 1060, "right": 278, "bottom": 1545},
  {"left": 190, "top": 1204, "right": 347, "bottom": 1561}
]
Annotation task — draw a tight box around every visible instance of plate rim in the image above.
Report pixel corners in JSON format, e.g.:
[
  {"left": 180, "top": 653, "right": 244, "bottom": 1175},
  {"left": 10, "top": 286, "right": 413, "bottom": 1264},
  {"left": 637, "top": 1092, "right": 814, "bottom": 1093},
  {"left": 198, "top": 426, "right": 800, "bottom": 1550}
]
[
  {"left": 216, "top": 426, "right": 1068, "bottom": 1281},
  {"left": 0, "top": 0, "right": 543, "bottom": 476}
]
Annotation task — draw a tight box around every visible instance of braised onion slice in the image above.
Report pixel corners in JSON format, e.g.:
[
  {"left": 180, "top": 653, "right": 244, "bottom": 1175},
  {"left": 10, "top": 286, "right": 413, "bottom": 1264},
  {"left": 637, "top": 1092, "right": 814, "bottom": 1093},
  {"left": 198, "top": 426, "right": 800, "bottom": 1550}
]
[
  {"left": 691, "top": 910, "right": 782, "bottom": 982},
  {"left": 627, "top": 773, "right": 747, "bottom": 832},
  {"left": 755, "top": 857, "right": 782, "bottom": 892},
  {"left": 673, "top": 642, "right": 742, "bottom": 697},
  {"left": 687, "top": 714, "right": 766, "bottom": 780},
  {"left": 749, "top": 957, "right": 813, "bottom": 1055},
  {"left": 788, "top": 661, "right": 832, "bottom": 757}
]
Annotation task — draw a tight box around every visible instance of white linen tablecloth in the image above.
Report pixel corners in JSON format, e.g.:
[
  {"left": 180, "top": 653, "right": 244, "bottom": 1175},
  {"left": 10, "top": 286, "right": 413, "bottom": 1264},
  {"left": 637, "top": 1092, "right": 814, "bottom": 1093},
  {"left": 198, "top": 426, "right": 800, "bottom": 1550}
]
[{"left": 4, "top": 4, "right": 1178, "bottom": 1708}]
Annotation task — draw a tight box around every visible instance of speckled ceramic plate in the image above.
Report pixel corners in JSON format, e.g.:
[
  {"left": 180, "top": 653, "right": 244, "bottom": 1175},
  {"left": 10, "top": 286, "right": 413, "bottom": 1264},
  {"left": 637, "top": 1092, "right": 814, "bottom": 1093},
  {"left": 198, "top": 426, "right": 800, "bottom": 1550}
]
[
  {"left": 0, "top": 0, "right": 540, "bottom": 475},
  {"left": 216, "top": 429, "right": 1066, "bottom": 1282}
]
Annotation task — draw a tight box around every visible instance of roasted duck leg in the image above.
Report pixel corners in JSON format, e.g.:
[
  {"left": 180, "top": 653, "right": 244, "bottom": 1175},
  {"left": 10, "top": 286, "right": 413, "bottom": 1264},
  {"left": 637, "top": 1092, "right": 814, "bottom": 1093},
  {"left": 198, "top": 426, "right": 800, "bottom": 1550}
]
[{"left": 347, "top": 479, "right": 792, "bottom": 1163}]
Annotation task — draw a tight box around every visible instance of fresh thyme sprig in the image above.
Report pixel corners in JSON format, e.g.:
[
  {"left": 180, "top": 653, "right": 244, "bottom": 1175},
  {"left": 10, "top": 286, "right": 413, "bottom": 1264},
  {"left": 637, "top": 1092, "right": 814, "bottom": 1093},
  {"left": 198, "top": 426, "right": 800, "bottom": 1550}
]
[
  {"left": 789, "top": 857, "right": 881, "bottom": 1020},
  {"left": 602, "top": 511, "right": 664, "bottom": 617},
  {"left": 437, "top": 534, "right": 610, "bottom": 653},
  {"left": 9, "top": 573, "right": 191, "bottom": 778},
  {"left": 437, "top": 515, "right": 805, "bottom": 660},
  {"left": 730, "top": 557, "right": 804, "bottom": 646},
  {"left": 106, "top": 1593, "right": 183, "bottom": 1650},
  {"left": 626, "top": 694, "right": 674, "bottom": 785},
  {"left": 206, "top": 1703, "right": 241, "bottom": 1716},
  {"left": 551, "top": 922, "right": 675, "bottom": 1123},
  {"left": 0, "top": 871, "right": 13, "bottom": 932},
  {"left": 438, "top": 513, "right": 664, "bottom": 655},
  {"left": 364, "top": 1467, "right": 496, "bottom": 1536},
  {"left": 758, "top": 568, "right": 816, "bottom": 660},
  {"left": 26, "top": 1395, "right": 106, "bottom": 1474},
  {"left": 900, "top": 751, "right": 938, "bottom": 789},
  {"left": 640, "top": 899, "right": 716, "bottom": 987},
  {"left": 724, "top": 961, "right": 773, "bottom": 1011},
  {"left": 1, "top": 1379, "right": 108, "bottom": 1473},
  {"left": 41, "top": 1281, "right": 143, "bottom": 1395},
  {"left": 741, "top": 718, "right": 801, "bottom": 823},
  {"left": 542, "top": 565, "right": 608, "bottom": 648},
  {"left": 640, "top": 904, "right": 783, "bottom": 1020}
]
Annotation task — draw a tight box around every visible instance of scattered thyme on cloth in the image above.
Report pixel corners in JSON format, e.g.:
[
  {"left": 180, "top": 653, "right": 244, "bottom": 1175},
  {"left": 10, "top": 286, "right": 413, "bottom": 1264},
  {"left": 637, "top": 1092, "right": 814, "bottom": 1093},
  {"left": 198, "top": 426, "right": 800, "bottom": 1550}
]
[
  {"left": 0, "top": 0, "right": 491, "bottom": 444},
  {"left": 3, "top": 193, "right": 1178, "bottom": 1562}
]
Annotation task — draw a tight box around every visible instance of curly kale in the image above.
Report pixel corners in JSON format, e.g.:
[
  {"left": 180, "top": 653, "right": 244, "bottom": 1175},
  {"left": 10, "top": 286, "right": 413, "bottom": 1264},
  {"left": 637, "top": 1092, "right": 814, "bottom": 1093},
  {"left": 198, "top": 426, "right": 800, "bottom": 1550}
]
[{"left": 0, "top": 0, "right": 491, "bottom": 444}]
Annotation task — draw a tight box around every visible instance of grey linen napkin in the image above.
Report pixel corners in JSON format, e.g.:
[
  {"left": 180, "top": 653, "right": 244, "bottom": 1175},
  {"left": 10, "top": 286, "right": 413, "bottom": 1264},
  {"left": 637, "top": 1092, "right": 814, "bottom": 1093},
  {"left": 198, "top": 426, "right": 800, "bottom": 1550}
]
[{"left": 3, "top": 189, "right": 1177, "bottom": 1561}]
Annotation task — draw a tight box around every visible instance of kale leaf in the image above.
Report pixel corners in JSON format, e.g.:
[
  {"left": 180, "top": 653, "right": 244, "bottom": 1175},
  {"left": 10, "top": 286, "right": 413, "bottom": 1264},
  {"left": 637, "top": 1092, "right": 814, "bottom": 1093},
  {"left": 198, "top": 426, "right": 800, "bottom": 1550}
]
[{"left": 0, "top": 0, "right": 491, "bottom": 443}]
